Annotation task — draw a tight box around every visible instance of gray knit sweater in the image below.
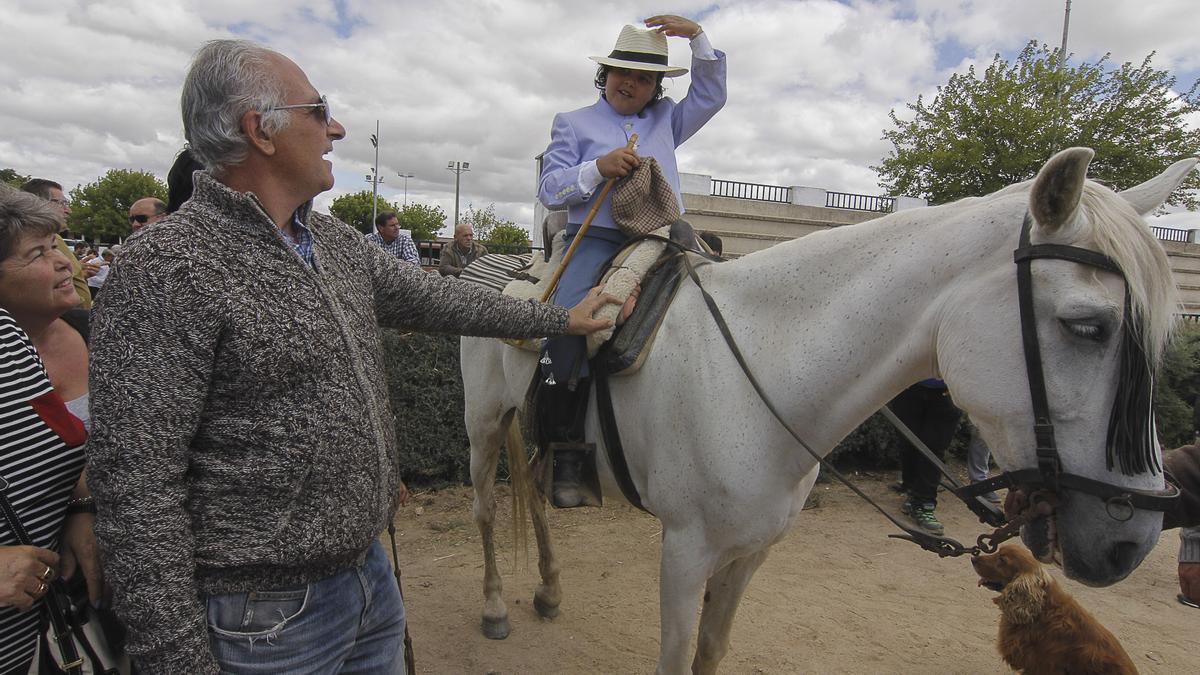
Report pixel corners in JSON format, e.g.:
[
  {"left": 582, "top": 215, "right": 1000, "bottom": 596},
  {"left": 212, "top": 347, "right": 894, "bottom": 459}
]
[{"left": 87, "top": 172, "right": 567, "bottom": 673}]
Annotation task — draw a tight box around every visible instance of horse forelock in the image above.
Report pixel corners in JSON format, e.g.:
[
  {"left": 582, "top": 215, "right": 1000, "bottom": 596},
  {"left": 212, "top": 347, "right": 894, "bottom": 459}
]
[
  {"left": 1072, "top": 183, "right": 1177, "bottom": 475},
  {"left": 1076, "top": 183, "right": 1178, "bottom": 367}
]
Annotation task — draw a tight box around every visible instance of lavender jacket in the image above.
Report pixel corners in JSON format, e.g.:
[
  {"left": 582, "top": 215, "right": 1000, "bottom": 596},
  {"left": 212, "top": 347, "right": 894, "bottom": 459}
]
[{"left": 538, "top": 49, "right": 727, "bottom": 230}]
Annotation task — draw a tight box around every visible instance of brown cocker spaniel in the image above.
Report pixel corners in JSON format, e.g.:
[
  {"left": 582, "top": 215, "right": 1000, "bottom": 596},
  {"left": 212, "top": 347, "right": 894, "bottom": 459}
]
[{"left": 972, "top": 544, "right": 1138, "bottom": 674}]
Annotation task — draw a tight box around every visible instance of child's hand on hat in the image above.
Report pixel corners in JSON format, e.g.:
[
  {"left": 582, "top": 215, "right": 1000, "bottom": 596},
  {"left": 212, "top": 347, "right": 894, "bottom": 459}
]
[
  {"left": 598, "top": 146, "right": 641, "bottom": 179},
  {"left": 645, "top": 15, "right": 701, "bottom": 40}
]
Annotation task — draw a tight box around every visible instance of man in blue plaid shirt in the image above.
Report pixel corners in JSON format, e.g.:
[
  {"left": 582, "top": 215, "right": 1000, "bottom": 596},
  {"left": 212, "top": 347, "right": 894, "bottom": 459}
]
[{"left": 365, "top": 211, "right": 419, "bottom": 265}]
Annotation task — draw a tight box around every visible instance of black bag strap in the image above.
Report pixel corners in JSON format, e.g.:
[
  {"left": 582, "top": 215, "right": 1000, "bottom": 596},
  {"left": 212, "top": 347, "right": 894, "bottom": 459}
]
[{"left": 0, "top": 474, "right": 85, "bottom": 675}]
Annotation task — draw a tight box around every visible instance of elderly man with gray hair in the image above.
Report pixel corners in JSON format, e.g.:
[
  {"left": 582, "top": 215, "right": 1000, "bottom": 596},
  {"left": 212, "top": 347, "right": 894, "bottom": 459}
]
[{"left": 87, "top": 40, "right": 617, "bottom": 674}]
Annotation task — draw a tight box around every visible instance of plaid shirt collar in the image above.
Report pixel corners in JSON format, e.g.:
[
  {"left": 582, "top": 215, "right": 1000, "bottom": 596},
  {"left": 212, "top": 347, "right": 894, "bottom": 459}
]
[{"left": 280, "top": 213, "right": 315, "bottom": 268}]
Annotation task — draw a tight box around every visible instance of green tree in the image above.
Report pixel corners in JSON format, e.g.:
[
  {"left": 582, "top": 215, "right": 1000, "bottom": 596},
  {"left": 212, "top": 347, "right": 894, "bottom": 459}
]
[
  {"left": 1155, "top": 322, "right": 1200, "bottom": 449},
  {"left": 481, "top": 222, "right": 531, "bottom": 254},
  {"left": 396, "top": 202, "right": 446, "bottom": 241},
  {"left": 461, "top": 203, "right": 516, "bottom": 242},
  {"left": 329, "top": 191, "right": 401, "bottom": 234},
  {"left": 68, "top": 169, "right": 167, "bottom": 239},
  {"left": 874, "top": 41, "right": 1200, "bottom": 207},
  {"left": 1, "top": 168, "right": 30, "bottom": 188}
]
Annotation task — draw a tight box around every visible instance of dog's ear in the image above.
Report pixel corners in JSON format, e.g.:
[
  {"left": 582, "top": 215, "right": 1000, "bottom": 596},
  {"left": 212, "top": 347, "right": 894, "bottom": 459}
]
[{"left": 998, "top": 569, "right": 1049, "bottom": 624}]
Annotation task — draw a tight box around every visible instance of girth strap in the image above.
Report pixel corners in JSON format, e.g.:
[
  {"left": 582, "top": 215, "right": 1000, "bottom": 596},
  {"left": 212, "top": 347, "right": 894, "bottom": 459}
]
[{"left": 592, "top": 366, "right": 652, "bottom": 514}]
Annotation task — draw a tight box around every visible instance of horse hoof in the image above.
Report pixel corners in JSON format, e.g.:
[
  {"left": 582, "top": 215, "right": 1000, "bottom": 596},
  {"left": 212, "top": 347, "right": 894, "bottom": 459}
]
[
  {"left": 533, "top": 595, "right": 560, "bottom": 619},
  {"left": 482, "top": 616, "right": 511, "bottom": 640}
]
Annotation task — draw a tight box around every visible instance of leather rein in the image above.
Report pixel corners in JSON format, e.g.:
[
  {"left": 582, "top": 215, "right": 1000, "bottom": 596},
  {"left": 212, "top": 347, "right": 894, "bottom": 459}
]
[{"left": 599, "top": 216, "right": 1178, "bottom": 559}]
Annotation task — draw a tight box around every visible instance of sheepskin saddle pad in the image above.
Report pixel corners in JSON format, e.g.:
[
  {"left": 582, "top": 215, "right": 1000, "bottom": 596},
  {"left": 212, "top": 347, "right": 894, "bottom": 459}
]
[{"left": 500, "top": 220, "right": 697, "bottom": 377}]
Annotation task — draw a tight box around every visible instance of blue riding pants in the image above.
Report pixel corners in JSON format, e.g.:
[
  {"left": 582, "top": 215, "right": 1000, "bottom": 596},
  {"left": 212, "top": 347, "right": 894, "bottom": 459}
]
[{"left": 542, "top": 226, "right": 629, "bottom": 385}]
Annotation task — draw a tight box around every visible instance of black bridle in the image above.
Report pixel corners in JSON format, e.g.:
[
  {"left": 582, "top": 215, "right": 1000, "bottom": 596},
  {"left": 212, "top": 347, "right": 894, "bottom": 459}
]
[
  {"left": 953, "top": 212, "right": 1179, "bottom": 523},
  {"left": 603, "top": 214, "right": 1180, "bottom": 559}
]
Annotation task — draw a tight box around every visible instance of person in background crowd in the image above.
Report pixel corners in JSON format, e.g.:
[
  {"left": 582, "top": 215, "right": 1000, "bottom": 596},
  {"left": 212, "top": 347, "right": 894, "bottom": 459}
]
[
  {"left": 366, "top": 211, "right": 419, "bottom": 265},
  {"left": 87, "top": 39, "right": 617, "bottom": 674},
  {"left": 128, "top": 197, "right": 167, "bottom": 232},
  {"left": 85, "top": 247, "right": 117, "bottom": 299},
  {"left": 0, "top": 185, "right": 101, "bottom": 673},
  {"left": 965, "top": 422, "right": 1001, "bottom": 504},
  {"left": 166, "top": 148, "right": 205, "bottom": 214},
  {"left": 889, "top": 380, "right": 962, "bottom": 535},
  {"left": 438, "top": 222, "right": 487, "bottom": 276},
  {"left": 18, "top": 179, "right": 94, "bottom": 309}
]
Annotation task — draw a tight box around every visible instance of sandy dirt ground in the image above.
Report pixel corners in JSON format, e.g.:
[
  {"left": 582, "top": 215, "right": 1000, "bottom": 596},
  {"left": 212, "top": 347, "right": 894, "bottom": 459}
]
[{"left": 389, "top": 465, "right": 1194, "bottom": 674}]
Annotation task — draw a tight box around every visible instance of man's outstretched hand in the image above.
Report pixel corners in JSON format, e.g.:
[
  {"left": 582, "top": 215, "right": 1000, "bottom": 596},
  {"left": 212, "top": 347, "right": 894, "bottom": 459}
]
[{"left": 564, "top": 286, "right": 622, "bottom": 335}]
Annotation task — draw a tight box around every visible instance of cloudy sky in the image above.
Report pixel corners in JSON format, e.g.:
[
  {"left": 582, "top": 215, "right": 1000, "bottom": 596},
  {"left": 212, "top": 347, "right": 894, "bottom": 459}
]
[{"left": 1, "top": 0, "right": 1197, "bottom": 236}]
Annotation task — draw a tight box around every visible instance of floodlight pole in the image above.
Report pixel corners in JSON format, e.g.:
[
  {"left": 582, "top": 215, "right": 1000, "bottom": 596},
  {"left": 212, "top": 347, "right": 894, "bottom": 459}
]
[
  {"left": 447, "top": 160, "right": 471, "bottom": 230},
  {"left": 1051, "top": 1, "right": 1071, "bottom": 153},
  {"left": 397, "top": 172, "right": 415, "bottom": 207},
  {"left": 367, "top": 120, "right": 384, "bottom": 227}
]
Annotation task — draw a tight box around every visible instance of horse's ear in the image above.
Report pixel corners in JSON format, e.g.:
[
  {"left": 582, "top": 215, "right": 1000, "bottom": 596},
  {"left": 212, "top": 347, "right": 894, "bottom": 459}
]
[
  {"left": 1118, "top": 157, "right": 1200, "bottom": 216},
  {"left": 1029, "top": 147, "right": 1094, "bottom": 234}
]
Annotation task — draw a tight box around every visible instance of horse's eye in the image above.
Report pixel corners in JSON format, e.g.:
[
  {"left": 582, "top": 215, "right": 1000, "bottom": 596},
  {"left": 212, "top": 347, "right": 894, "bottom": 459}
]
[{"left": 1062, "top": 320, "right": 1107, "bottom": 342}]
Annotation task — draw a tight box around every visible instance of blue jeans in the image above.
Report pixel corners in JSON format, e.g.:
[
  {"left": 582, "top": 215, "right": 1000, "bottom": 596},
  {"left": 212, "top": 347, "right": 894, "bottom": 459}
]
[
  {"left": 206, "top": 541, "right": 406, "bottom": 674},
  {"left": 966, "top": 425, "right": 992, "bottom": 483}
]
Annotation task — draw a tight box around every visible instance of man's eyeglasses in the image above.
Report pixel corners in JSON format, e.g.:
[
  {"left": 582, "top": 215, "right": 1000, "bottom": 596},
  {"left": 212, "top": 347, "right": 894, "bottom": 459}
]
[
  {"left": 129, "top": 214, "right": 150, "bottom": 224},
  {"left": 49, "top": 198, "right": 71, "bottom": 207},
  {"left": 267, "top": 95, "right": 332, "bottom": 125}
]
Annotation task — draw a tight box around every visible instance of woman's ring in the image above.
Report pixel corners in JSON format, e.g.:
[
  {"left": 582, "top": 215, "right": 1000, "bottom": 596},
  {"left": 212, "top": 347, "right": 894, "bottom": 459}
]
[
  {"left": 35, "top": 581, "right": 47, "bottom": 596},
  {"left": 38, "top": 565, "right": 52, "bottom": 581}
]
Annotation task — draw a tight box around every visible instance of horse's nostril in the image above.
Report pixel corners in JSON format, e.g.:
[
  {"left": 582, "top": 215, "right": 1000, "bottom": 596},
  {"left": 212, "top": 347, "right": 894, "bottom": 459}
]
[{"left": 1108, "top": 541, "right": 1140, "bottom": 571}]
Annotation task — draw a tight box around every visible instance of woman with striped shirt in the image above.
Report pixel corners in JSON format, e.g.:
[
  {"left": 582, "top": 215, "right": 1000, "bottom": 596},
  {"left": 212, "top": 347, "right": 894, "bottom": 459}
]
[{"left": 0, "top": 186, "right": 96, "bottom": 674}]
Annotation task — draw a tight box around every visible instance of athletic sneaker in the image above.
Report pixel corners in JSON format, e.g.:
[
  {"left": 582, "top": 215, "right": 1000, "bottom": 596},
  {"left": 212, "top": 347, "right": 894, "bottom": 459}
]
[{"left": 902, "top": 499, "right": 945, "bottom": 535}]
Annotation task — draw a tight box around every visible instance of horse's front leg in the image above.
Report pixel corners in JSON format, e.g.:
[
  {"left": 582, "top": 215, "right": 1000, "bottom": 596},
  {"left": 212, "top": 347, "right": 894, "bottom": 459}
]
[
  {"left": 470, "top": 416, "right": 510, "bottom": 639},
  {"left": 656, "top": 528, "right": 714, "bottom": 675},
  {"left": 528, "top": 474, "right": 562, "bottom": 618},
  {"left": 691, "top": 549, "right": 771, "bottom": 674}
]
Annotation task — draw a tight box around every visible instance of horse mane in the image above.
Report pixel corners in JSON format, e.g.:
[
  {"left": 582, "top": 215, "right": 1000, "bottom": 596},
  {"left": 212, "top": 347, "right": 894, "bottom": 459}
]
[
  {"left": 1077, "top": 183, "right": 1178, "bottom": 367},
  {"left": 1078, "top": 182, "right": 1179, "bottom": 474},
  {"left": 975, "top": 178, "right": 1177, "bottom": 364}
]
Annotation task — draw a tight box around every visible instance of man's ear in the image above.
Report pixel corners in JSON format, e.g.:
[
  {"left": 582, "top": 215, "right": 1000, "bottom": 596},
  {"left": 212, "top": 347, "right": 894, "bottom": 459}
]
[{"left": 240, "top": 110, "right": 277, "bottom": 157}]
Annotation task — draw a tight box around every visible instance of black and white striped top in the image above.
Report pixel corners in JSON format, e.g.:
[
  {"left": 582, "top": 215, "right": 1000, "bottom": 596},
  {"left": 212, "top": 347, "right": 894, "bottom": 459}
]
[
  {"left": 458, "top": 252, "right": 533, "bottom": 293},
  {"left": 0, "top": 309, "right": 86, "bottom": 674}
]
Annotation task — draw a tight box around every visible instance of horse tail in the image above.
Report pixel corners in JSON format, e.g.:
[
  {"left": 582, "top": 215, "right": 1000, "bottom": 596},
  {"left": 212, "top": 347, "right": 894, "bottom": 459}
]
[{"left": 505, "top": 415, "right": 532, "bottom": 570}]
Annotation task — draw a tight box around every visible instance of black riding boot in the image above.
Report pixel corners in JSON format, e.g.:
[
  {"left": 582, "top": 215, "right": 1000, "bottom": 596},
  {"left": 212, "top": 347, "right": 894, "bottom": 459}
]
[{"left": 538, "top": 379, "right": 599, "bottom": 508}]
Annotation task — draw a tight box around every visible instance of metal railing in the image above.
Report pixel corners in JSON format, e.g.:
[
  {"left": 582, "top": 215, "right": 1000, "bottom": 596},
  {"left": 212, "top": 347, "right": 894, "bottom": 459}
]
[
  {"left": 826, "top": 191, "right": 895, "bottom": 213},
  {"left": 711, "top": 179, "right": 791, "bottom": 203},
  {"left": 416, "top": 241, "right": 444, "bottom": 267},
  {"left": 708, "top": 178, "right": 899, "bottom": 214},
  {"left": 1151, "top": 226, "right": 1190, "bottom": 243}
]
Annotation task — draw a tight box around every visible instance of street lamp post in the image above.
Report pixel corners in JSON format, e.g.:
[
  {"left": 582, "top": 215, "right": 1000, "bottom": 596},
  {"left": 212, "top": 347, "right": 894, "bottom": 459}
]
[
  {"left": 397, "top": 172, "right": 415, "bottom": 207},
  {"left": 367, "top": 121, "right": 384, "bottom": 227},
  {"left": 446, "top": 160, "right": 470, "bottom": 230}
]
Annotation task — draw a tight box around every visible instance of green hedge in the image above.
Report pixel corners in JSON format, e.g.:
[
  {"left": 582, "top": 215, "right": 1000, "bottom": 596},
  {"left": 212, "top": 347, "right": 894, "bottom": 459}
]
[
  {"left": 381, "top": 330, "right": 472, "bottom": 486},
  {"left": 383, "top": 322, "right": 1200, "bottom": 486}
]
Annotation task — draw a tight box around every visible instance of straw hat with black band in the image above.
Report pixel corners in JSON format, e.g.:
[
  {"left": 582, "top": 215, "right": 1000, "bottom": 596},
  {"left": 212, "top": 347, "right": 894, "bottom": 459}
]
[{"left": 589, "top": 24, "right": 692, "bottom": 77}]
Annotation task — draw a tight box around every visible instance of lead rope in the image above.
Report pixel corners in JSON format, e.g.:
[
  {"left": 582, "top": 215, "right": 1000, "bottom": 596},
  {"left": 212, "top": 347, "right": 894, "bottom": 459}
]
[{"left": 674, "top": 249, "right": 1017, "bottom": 557}]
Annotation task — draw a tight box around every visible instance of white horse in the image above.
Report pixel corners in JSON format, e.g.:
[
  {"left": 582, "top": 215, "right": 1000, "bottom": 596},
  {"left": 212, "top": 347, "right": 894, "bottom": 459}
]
[{"left": 460, "top": 148, "right": 1197, "bottom": 674}]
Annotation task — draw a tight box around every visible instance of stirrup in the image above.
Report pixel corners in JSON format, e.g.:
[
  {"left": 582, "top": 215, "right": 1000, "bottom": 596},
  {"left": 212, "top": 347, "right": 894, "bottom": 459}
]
[{"left": 547, "top": 442, "right": 602, "bottom": 509}]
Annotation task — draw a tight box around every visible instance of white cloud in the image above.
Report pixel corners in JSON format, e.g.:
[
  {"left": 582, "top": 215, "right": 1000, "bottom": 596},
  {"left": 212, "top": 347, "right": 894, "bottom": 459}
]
[{"left": 1, "top": 0, "right": 1196, "bottom": 237}]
